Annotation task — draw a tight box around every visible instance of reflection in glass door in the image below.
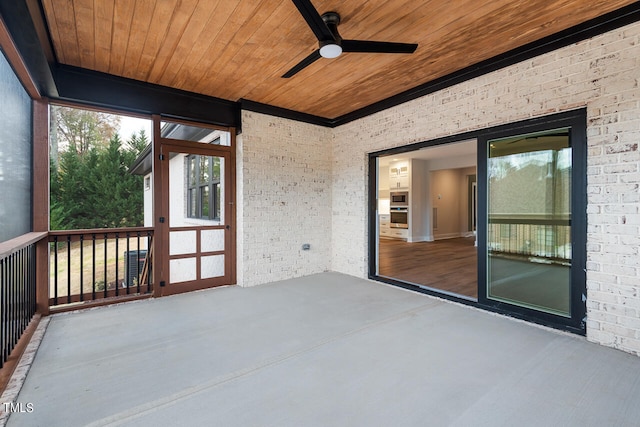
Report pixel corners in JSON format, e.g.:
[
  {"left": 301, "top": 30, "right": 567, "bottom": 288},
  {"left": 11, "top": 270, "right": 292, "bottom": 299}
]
[{"left": 486, "top": 129, "right": 571, "bottom": 316}]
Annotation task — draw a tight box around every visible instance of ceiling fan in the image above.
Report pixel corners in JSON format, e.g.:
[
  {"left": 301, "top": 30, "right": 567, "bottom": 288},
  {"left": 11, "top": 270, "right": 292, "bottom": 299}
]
[{"left": 283, "top": 0, "right": 418, "bottom": 78}]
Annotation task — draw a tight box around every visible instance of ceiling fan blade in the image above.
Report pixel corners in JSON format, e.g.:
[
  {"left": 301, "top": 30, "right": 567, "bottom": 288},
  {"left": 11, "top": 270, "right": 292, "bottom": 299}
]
[
  {"left": 291, "top": 0, "right": 335, "bottom": 41},
  {"left": 282, "top": 49, "right": 322, "bottom": 78},
  {"left": 342, "top": 40, "right": 418, "bottom": 54}
]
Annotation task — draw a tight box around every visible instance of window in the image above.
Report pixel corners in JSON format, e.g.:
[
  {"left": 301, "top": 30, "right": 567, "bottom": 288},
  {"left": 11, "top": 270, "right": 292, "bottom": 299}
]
[{"left": 187, "top": 154, "right": 221, "bottom": 220}]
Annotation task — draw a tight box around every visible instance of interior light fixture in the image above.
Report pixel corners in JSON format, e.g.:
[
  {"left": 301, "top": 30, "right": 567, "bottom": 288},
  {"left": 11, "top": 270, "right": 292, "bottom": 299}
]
[{"left": 319, "top": 42, "right": 342, "bottom": 58}]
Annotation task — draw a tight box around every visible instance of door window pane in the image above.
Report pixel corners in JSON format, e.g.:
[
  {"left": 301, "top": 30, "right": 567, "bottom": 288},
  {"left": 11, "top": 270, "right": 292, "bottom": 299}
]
[
  {"left": 487, "top": 129, "right": 571, "bottom": 317},
  {"left": 201, "top": 186, "right": 210, "bottom": 217},
  {"left": 200, "top": 157, "right": 210, "bottom": 182}
]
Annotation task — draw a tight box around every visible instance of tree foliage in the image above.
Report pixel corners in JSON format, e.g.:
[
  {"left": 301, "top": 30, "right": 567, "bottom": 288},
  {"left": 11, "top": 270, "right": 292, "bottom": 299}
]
[
  {"left": 52, "top": 106, "right": 120, "bottom": 155},
  {"left": 50, "top": 109, "right": 148, "bottom": 230}
]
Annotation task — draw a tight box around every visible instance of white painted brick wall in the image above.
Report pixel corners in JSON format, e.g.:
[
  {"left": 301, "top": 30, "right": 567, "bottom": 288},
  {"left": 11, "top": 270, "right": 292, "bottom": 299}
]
[
  {"left": 331, "top": 21, "right": 640, "bottom": 355},
  {"left": 237, "top": 111, "right": 332, "bottom": 287}
]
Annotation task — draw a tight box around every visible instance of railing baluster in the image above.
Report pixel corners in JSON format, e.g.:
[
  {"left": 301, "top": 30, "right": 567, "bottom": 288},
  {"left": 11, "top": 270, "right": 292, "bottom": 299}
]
[
  {"left": 136, "top": 232, "right": 141, "bottom": 294},
  {"left": 54, "top": 236, "right": 58, "bottom": 306},
  {"left": 0, "top": 258, "right": 9, "bottom": 367},
  {"left": 103, "top": 233, "right": 108, "bottom": 299},
  {"left": 92, "top": 234, "right": 96, "bottom": 301},
  {"left": 126, "top": 232, "right": 130, "bottom": 294},
  {"left": 149, "top": 232, "right": 153, "bottom": 293},
  {"left": 10, "top": 253, "right": 16, "bottom": 353},
  {"left": 67, "top": 235, "right": 72, "bottom": 304},
  {"left": 115, "top": 233, "right": 119, "bottom": 297},
  {"left": 19, "top": 248, "right": 25, "bottom": 337},
  {"left": 80, "top": 235, "right": 84, "bottom": 302}
]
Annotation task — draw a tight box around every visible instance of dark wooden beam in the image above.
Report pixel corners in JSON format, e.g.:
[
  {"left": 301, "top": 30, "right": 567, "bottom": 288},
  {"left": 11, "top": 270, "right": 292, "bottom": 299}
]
[
  {"left": 0, "top": 14, "right": 40, "bottom": 99},
  {"left": 0, "top": 1, "right": 56, "bottom": 98},
  {"left": 53, "top": 65, "right": 241, "bottom": 129}
]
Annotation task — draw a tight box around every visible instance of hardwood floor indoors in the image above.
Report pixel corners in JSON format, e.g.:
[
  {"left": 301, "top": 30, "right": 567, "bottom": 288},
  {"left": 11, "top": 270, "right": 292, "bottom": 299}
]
[{"left": 378, "top": 237, "right": 478, "bottom": 299}]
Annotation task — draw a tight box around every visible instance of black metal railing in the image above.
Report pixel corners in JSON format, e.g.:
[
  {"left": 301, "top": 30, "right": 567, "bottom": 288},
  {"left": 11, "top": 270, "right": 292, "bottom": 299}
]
[
  {"left": 488, "top": 217, "right": 571, "bottom": 263},
  {"left": 0, "top": 233, "right": 42, "bottom": 369},
  {"left": 48, "top": 228, "right": 153, "bottom": 307}
]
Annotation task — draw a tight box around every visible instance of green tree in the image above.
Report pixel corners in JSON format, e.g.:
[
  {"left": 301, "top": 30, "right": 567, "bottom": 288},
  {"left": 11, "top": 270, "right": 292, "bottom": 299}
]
[
  {"left": 50, "top": 108, "right": 148, "bottom": 230},
  {"left": 52, "top": 105, "right": 120, "bottom": 155}
]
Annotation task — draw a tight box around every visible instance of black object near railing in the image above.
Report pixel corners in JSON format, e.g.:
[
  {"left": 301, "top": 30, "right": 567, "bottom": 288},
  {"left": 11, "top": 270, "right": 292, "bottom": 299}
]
[
  {"left": 488, "top": 217, "right": 571, "bottom": 263},
  {"left": 48, "top": 228, "right": 153, "bottom": 307},
  {"left": 0, "top": 233, "right": 42, "bottom": 369}
]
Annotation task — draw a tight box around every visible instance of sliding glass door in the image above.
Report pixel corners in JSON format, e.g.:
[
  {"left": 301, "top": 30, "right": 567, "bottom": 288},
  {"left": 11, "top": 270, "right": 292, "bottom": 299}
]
[
  {"left": 369, "top": 110, "right": 586, "bottom": 333},
  {"left": 478, "top": 111, "right": 586, "bottom": 333},
  {"left": 486, "top": 130, "right": 571, "bottom": 316}
]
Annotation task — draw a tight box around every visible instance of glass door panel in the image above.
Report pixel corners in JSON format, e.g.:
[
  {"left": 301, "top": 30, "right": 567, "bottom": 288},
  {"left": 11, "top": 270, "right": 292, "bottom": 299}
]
[{"left": 487, "top": 129, "right": 571, "bottom": 317}]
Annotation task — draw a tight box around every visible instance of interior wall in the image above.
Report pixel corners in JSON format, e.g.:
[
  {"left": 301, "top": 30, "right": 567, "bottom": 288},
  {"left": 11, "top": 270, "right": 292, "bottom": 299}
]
[
  {"left": 331, "top": 21, "right": 640, "bottom": 355},
  {"left": 431, "top": 169, "right": 466, "bottom": 239},
  {"left": 460, "top": 166, "right": 476, "bottom": 234},
  {"left": 236, "top": 111, "right": 333, "bottom": 287}
]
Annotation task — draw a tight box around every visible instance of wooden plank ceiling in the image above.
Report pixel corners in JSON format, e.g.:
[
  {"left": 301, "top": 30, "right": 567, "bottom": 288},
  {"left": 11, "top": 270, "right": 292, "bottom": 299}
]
[{"left": 41, "top": 0, "right": 637, "bottom": 119}]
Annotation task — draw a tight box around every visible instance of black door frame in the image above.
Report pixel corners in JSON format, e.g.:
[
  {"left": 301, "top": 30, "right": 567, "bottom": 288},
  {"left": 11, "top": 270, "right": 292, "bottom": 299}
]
[{"left": 368, "top": 109, "right": 587, "bottom": 334}]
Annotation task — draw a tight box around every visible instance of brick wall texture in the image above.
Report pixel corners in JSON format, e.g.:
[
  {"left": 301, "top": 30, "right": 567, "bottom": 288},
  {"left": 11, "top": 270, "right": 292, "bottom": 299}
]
[
  {"left": 241, "top": 21, "right": 640, "bottom": 355},
  {"left": 237, "top": 112, "right": 333, "bottom": 287}
]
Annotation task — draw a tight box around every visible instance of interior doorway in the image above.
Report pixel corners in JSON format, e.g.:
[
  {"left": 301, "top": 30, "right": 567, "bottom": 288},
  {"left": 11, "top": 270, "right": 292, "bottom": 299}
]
[{"left": 375, "top": 140, "right": 478, "bottom": 299}]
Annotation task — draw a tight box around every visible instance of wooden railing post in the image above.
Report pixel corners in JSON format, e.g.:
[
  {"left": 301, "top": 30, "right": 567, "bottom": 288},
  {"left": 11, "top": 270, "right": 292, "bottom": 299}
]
[{"left": 33, "top": 99, "right": 50, "bottom": 315}]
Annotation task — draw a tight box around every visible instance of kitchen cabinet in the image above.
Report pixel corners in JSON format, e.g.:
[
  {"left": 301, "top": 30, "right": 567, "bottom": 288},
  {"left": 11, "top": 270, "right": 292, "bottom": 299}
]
[
  {"left": 379, "top": 214, "right": 391, "bottom": 237},
  {"left": 379, "top": 214, "right": 408, "bottom": 239},
  {"left": 388, "top": 228, "right": 408, "bottom": 239},
  {"left": 389, "top": 162, "right": 409, "bottom": 189}
]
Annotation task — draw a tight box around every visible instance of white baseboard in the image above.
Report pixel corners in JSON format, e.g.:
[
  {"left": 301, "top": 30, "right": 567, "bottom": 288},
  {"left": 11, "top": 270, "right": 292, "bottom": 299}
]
[{"left": 433, "top": 232, "right": 464, "bottom": 240}]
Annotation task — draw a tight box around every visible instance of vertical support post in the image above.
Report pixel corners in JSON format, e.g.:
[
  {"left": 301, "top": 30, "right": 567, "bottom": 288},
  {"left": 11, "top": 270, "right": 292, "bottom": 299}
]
[
  {"left": 33, "top": 99, "right": 50, "bottom": 315},
  {"left": 228, "top": 127, "right": 237, "bottom": 285},
  {"left": 152, "top": 115, "right": 165, "bottom": 297}
]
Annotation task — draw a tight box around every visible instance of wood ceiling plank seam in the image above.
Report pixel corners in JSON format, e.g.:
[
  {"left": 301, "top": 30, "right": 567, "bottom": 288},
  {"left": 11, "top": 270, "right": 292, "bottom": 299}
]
[
  {"left": 50, "top": 0, "right": 82, "bottom": 66},
  {"left": 294, "top": 59, "right": 403, "bottom": 116},
  {"left": 121, "top": 0, "right": 157, "bottom": 81},
  {"left": 75, "top": 0, "right": 97, "bottom": 70},
  {"left": 199, "top": 0, "right": 303, "bottom": 99},
  {"left": 146, "top": 0, "right": 200, "bottom": 82},
  {"left": 133, "top": 0, "right": 180, "bottom": 82},
  {"left": 156, "top": 0, "right": 226, "bottom": 88},
  {"left": 209, "top": 0, "right": 290, "bottom": 98},
  {"left": 175, "top": 0, "right": 272, "bottom": 94},
  {"left": 227, "top": 1, "right": 331, "bottom": 101},
  {"left": 333, "top": 0, "right": 419, "bottom": 41},
  {"left": 94, "top": 0, "right": 115, "bottom": 72},
  {"left": 234, "top": 5, "right": 321, "bottom": 101},
  {"left": 40, "top": 0, "right": 66, "bottom": 64},
  {"left": 256, "top": 1, "right": 431, "bottom": 109},
  {"left": 166, "top": 0, "right": 237, "bottom": 91},
  {"left": 109, "top": 0, "right": 137, "bottom": 76},
  {"left": 176, "top": 0, "right": 274, "bottom": 94},
  {"left": 224, "top": 2, "right": 318, "bottom": 99}
]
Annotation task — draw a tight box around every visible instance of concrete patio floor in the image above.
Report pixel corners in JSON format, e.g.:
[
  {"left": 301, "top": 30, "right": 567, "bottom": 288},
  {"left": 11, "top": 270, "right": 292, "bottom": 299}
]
[{"left": 6, "top": 272, "right": 640, "bottom": 426}]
